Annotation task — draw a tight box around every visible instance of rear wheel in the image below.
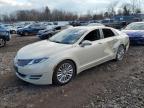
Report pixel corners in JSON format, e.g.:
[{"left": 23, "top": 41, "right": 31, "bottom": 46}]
[
  {"left": 10, "top": 30, "right": 16, "bottom": 34},
  {"left": 24, "top": 32, "right": 28, "bottom": 36},
  {"left": 115, "top": 45, "right": 125, "bottom": 61},
  {"left": 0, "top": 39, "right": 6, "bottom": 47},
  {"left": 53, "top": 60, "right": 76, "bottom": 85}
]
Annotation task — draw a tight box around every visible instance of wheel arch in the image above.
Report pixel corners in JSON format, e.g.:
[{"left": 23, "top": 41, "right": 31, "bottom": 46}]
[
  {"left": 119, "top": 44, "right": 126, "bottom": 51},
  {"left": 65, "top": 59, "right": 77, "bottom": 74},
  {"left": 54, "top": 59, "right": 78, "bottom": 75},
  {"left": 52, "top": 59, "right": 78, "bottom": 85}
]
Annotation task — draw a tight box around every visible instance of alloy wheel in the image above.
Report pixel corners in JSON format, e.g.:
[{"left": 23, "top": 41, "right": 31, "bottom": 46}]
[
  {"left": 53, "top": 60, "right": 76, "bottom": 85},
  {"left": 56, "top": 63, "right": 74, "bottom": 84}
]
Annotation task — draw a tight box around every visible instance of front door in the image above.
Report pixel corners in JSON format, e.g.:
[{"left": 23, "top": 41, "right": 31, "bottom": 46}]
[{"left": 74, "top": 29, "right": 106, "bottom": 70}]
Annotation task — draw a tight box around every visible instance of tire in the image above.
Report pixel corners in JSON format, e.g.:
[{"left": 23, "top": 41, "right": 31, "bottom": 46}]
[
  {"left": 52, "top": 60, "right": 76, "bottom": 86},
  {"left": 0, "top": 39, "right": 6, "bottom": 47},
  {"left": 12, "top": 30, "right": 16, "bottom": 34},
  {"left": 115, "top": 45, "right": 125, "bottom": 61},
  {"left": 10, "top": 30, "right": 15, "bottom": 34},
  {"left": 24, "top": 32, "right": 28, "bottom": 36}
]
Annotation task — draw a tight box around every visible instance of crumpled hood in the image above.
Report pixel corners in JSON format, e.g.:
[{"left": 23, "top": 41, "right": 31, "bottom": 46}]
[
  {"left": 122, "top": 30, "right": 144, "bottom": 38},
  {"left": 16, "top": 40, "right": 72, "bottom": 59}
]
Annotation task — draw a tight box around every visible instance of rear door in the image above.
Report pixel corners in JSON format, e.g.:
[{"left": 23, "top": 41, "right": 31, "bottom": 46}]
[{"left": 100, "top": 28, "right": 118, "bottom": 58}]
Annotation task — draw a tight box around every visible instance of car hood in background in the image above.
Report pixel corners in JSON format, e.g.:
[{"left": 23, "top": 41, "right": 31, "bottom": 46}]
[
  {"left": 122, "top": 30, "right": 144, "bottom": 37},
  {"left": 16, "top": 40, "right": 72, "bottom": 59},
  {"left": 38, "top": 29, "right": 53, "bottom": 35}
]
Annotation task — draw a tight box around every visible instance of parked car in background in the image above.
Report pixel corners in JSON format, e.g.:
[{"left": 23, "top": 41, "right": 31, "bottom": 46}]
[
  {"left": 69, "top": 20, "right": 89, "bottom": 26},
  {"left": 87, "top": 23, "right": 105, "bottom": 27},
  {"left": 53, "top": 21, "right": 58, "bottom": 25},
  {"left": 15, "top": 23, "right": 29, "bottom": 30},
  {"left": 4, "top": 24, "right": 17, "bottom": 34},
  {"left": 37, "top": 25, "right": 73, "bottom": 40},
  {"left": 14, "top": 26, "right": 129, "bottom": 85},
  {"left": 122, "top": 22, "right": 144, "bottom": 45},
  {"left": 101, "top": 19, "right": 121, "bottom": 29},
  {"left": 79, "top": 21, "right": 89, "bottom": 26},
  {"left": 0, "top": 25, "right": 11, "bottom": 47},
  {"left": 88, "top": 20, "right": 100, "bottom": 23},
  {"left": 15, "top": 21, "right": 34, "bottom": 31},
  {"left": 17, "top": 24, "right": 46, "bottom": 36}
]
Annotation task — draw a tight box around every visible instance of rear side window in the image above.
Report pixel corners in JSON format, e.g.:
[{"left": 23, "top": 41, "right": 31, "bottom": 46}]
[
  {"left": 84, "top": 29, "right": 101, "bottom": 41},
  {"left": 102, "top": 29, "right": 115, "bottom": 38}
]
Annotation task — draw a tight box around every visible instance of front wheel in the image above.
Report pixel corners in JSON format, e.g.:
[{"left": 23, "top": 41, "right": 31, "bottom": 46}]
[
  {"left": 0, "top": 39, "right": 6, "bottom": 47},
  {"left": 24, "top": 32, "right": 28, "bottom": 36},
  {"left": 115, "top": 45, "right": 125, "bottom": 61},
  {"left": 12, "top": 30, "right": 16, "bottom": 34},
  {"left": 53, "top": 60, "right": 76, "bottom": 85}
]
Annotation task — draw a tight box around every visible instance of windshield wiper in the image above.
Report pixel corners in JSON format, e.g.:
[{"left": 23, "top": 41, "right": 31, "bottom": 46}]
[
  {"left": 49, "top": 39, "right": 62, "bottom": 43},
  {"left": 53, "top": 41, "right": 61, "bottom": 43},
  {"left": 48, "top": 39, "right": 71, "bottom": 44}
]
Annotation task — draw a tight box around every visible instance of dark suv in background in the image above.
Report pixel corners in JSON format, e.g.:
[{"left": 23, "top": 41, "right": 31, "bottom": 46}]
[
  {"left": 37, "top": 25, "right": 73, "bottom": 40},
  {"left": 17, "top": 24, "right": 46, "bottom": 36}
]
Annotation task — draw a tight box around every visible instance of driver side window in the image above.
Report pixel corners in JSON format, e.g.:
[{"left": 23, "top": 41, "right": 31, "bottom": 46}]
[{"left": 83, "top": 29, "right": 101, "bottom": 41}]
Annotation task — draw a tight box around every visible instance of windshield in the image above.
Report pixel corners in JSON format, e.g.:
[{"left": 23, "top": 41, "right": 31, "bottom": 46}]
[
  {"left": 49, "top": 28, "right": 87, "bottom": 44},
  {"left": 125, "top": 23, "right": 144, "bottom": 30},
  {"left": 24, "top": 24, "right": 32, "bottom": 28}
]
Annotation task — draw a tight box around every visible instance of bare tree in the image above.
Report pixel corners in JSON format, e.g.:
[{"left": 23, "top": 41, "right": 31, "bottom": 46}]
[
  {"left": 107, "top": 0, "right": 120, "bottom": 17},
  {"left": 122, "top": 3, "right": 131, "bottom": 15},
  {"left": 117, "top": 9, "right": 123, "bottom": 15},
  {"left": 129, "top": 0, "right": 142, "bottom": 14},
  {"left": 43, "top": 6, "right": 51, "bottom": 21}
]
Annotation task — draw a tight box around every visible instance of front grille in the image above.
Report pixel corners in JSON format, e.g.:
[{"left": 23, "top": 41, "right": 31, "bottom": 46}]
[
  {"left": 17, "top": 59, "right": 32, "bottom": 67},
  {"left": 29, "top": 75, "right": 42, "bottom": 80},
  {"left": 17, "top": 72, "right": 42, "bottom": 80}
]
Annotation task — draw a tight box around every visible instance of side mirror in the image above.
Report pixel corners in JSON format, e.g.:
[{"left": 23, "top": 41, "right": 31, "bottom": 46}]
[{"left": 80, "top": 40, "right": 92, "bottom": 47}]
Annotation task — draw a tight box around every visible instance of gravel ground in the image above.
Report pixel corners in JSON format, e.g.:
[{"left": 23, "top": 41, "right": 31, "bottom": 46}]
[{"left": 0, "top": 35, "right": 144, "bottom": 108}]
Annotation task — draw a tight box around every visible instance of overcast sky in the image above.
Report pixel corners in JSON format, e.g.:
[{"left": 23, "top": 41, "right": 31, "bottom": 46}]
[{"left": 0, "top": 0, "right": 138, "bottom": 15}]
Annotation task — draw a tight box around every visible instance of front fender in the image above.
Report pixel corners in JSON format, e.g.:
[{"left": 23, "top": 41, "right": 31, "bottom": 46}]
[{"left": 49, "top": 54, "right": 79, "bottom": 74}]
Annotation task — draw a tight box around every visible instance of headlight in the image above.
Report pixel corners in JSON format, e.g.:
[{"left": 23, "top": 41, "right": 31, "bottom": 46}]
[
  {"left": 17, "top": 57, "right": 48, "bottom": 66},
  {"left": 28, "top": 57, "right": 48, "bottom": 65}
]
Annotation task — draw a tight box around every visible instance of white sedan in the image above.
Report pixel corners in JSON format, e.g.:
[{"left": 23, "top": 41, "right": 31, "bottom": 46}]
[{"left": 14, "top": 26, "right": 129, "bottom": 85}]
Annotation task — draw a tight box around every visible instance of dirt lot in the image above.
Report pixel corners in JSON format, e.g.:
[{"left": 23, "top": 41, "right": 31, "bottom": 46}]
[{"left": 0, "top": 35, "right": 144, "bottom": 108}]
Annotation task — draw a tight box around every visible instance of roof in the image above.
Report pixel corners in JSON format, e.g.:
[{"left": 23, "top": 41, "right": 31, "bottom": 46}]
[
  {"left": 131, "top": 21, "right": 144, "bottom": 24},
  {"left": 73, "top": 26, "right": 113, "bottom": 30}
]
